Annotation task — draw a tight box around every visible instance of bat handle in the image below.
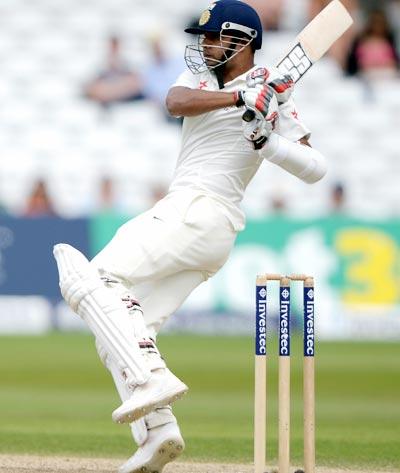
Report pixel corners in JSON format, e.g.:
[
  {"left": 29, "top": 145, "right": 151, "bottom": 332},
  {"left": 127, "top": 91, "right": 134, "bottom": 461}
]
[{"left": 242, "top": 109, "right": 255, "bottom": 122}]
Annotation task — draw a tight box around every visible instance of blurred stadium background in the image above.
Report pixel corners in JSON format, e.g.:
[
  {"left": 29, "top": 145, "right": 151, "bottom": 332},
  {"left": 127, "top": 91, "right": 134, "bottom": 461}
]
[
  {"left": 1, "top": 1, "right": 400, "bottom": 470},
  {"left": 0, "top": 0, "right": 399, "bottom": 339}
]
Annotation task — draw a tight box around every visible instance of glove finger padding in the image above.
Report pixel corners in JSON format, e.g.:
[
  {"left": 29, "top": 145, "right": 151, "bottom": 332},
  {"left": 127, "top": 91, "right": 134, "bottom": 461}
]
[
  {"left": 243, "top": 113, "right": 278, "bottom": 150},
  {"left": 246, "top": 67, "right": 270, "bottom": 88},
  {"left": 245, "top": 66, "right": 294, "bottom": 106},
  {"left": 243, "top": 117, "right": 271, "bottom": 146},
  {"left": 269, "top": 74, "right": 294, "bottom": 104},
  {"left": 242, "top": 91, "right": 279, "bottom": 150},
  {"left": 243, "top": 84, "right": 275, "bottom": 120}
]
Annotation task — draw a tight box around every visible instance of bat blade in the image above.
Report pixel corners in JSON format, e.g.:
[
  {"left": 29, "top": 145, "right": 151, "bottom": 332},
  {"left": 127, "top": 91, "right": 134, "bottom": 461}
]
[
  {"left": 243, "top": 1, "right": 353, "bottom": 122},
  {"left": 277, "top": 0, "right": 354, "bottom": 82},
  {"left": 298, "top": 0, "right": 353, "bottom": 63}
]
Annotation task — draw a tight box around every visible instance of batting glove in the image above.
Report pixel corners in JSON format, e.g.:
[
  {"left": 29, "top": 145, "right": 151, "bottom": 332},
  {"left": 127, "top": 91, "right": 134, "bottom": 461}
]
[
  {"left": 243, "top": 111, "right": 278, "bottom": 150},
  {"left": 245, "top": 67, "right": 294, "bottom": 105},
  {"left": 269, "top": 73, "right": 294, "bottom": 105},
  {"left": 246, "top": 67, "right": 270, "bottom": 88},
  {"left": 243, "top": 84, "right": 275, "bottom": 121}
]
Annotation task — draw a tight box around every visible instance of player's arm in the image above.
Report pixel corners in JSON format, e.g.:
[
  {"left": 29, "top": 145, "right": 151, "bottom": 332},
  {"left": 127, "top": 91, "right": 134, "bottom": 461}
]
[
  {"left": 267, "top": 94, "right": 327, "bottom": 184},
  {"left": 260, "top": 133, "right": 327, "bottom": 184},
  {"left": 243, "top": 82, "right": 327, "bottom": 184},
  {"left": 166, "top": 86, "right": 242, "bottom": 117},
  {"left": 245, "top": 120, "right": 327, "bottom": 185}
]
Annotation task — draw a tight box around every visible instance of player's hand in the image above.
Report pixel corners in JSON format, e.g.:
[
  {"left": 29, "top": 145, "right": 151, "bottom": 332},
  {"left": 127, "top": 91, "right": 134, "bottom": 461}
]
[
  {"left": 246, "top": 67, "right": 270, "bottom": 88},
  {"left": 245, "top": 68, "right": 294, "bottom": 105},
  {"left": 243, "top": 84, "right": 275, "bottom": 121},
  {"left": 268, "top": 73, "right": 294, "bottom": 105},
  {"left": 243, "top": 112, "right": 278, "bottom": 150},
  {"left": 243, "top": 117, "right": 271, "bottom": 149}
]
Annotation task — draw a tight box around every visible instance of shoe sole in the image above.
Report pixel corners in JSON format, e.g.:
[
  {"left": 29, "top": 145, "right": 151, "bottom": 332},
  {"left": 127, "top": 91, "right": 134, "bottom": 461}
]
[
  {"left": 119, "top": 437, "right": 185, "bottom": 473},
  {"left": 113, "top": 386, "right": 188, "bottom": 424}
]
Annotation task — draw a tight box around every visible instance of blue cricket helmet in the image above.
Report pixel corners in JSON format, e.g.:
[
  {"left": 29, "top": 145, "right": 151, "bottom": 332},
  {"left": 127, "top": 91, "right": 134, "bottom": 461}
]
[{"left": 185, "top": 0, "right": 263, "bottom": 50}]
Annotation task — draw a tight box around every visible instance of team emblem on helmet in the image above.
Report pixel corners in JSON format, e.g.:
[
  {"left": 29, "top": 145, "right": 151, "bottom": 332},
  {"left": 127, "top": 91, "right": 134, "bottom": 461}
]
[
  {"left": 199, "top": 9, "right": 211, "bottom": 26},
  {"left": 199, "top": 2, "right": 217, "bottom": 25}
]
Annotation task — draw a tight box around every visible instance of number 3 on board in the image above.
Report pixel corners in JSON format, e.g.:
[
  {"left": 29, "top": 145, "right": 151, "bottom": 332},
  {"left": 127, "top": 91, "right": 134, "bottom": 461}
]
[{"left": 336, "top": 229, "right": 399, "bottom": 305}]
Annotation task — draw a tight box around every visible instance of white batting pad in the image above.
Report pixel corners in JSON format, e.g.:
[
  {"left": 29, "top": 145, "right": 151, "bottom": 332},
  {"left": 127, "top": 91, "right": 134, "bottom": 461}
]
[
  {"left": 95, "top": 340, "right": 148, "bottom": 446},
  {"left": 297, "top": 0, "right": 353, "bottom": 63},
  {"left": 53, "top": 243, "right": 151, "bottom": 387}
]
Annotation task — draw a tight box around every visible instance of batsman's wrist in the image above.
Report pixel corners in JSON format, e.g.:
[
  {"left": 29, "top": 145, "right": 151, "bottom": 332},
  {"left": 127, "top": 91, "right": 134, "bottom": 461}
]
[{"left": 233, "top": 90, "right": 245, "bottom": 107}]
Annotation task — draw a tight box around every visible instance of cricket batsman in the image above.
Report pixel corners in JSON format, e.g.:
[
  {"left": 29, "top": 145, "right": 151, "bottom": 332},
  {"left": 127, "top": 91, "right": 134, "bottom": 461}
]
[{"left": 53, "top": 1, "right": 328, "bottom": 472}]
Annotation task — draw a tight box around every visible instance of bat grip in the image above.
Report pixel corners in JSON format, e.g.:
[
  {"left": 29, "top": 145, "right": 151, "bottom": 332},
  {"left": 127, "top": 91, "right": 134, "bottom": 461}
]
[{"left": 242, "top": 109, "right": 255, "bottom": 122}]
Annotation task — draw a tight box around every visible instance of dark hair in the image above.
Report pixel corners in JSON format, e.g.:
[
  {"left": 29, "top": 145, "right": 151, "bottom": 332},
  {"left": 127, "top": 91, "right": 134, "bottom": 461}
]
[{"left": 362, "top": 9, "right": 394, "bottom": 42}]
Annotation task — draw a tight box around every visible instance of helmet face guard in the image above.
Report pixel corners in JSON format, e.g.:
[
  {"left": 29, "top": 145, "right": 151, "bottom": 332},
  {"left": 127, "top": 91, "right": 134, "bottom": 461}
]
[{"left": 184, "top": 22, "right": 258, "bottom": 74}]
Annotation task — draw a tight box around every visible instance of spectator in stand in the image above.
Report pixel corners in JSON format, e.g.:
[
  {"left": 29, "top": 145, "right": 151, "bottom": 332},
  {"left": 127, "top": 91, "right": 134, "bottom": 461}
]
[
  {"left": 97, "top": 176, "right": 116, "bottom": 213},
  {"left": 84, "top": 35, "right": 146, "bottom": 109},
  {"left": 143, "top": 34, "right": 185, "bottom": 122},
  {"left": 24, "top": 179, "right": 56, "bottom": 217},
  {"left": 330, "top": 182, "right": 346, "bottom": 213},
  {"left": 346, "top": 9, "right": 400, "bottom": 79},
  {"left": 271, "top": 195, "right": 287, "bottom": 213},
  {"left": 309, "top": 0, "right": 359, "bottom": 67}
]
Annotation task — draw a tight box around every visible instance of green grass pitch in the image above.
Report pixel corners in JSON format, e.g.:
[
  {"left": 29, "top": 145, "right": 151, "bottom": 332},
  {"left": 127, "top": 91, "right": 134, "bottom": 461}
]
[{"left": 0, "top": 333, "right": 399, "bottom": 470}]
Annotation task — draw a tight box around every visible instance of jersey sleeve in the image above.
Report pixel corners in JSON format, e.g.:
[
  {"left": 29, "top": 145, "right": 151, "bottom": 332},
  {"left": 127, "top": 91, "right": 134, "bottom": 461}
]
[
  {"left": 171, "top": 70, "right": 199, "bottom": 89},
  {"left": 275, "top": 97, "right": 311, "bottom": 142}
]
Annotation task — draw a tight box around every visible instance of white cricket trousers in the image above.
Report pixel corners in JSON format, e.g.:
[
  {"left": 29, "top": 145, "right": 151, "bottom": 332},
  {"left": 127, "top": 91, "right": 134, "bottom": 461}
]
[{"left": 91, "top": 190, "right": 237, "bottom": 338}]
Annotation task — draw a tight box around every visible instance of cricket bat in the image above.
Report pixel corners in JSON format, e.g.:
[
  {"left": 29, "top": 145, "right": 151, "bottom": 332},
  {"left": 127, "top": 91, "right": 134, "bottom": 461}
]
[{"left": 243, "top": 0, "right": 353, "bottom": 122}]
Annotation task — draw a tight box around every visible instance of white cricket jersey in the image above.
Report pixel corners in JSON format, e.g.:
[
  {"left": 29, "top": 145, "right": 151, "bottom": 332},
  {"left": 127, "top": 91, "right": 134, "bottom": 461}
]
[{"left": 168, "top": 66, "right": 310, "bottom": 231}]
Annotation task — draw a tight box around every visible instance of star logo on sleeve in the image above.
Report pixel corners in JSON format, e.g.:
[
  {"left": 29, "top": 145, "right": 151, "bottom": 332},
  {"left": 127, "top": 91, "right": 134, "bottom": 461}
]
[
  {"left": 198, "top": 81, "right": 208, "bottom": 90},
  {"left": 291, "top": 110, "right": 299, "bottom": 120}
]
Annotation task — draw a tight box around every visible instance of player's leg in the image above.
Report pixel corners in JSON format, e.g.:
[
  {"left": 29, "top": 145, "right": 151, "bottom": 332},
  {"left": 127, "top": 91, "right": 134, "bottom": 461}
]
[
  {"left": 117, "top": 270, "right": 207, "bottom": 473},
  {"left": 86, "top": 194, "right": 236, "bottom": 468},
  {"left": 119, "top": 411, "right": 185, "bottom": 473},
  {"left": 85, "top": 194, "right": 233, "bottom": 422},
  {"left": 53, "top": 244, "right": 188, "bottom": 423},
  {"left": 96, "top": 340, "right": 148, "bottom": 446},
  {"left": 95, "top": 272, "right": 190, "bottom": 425},
  {"left": 134, "top": 269, "right": 208, "bottom": 338},
  {"left": 97, "top": 341, "right": 185, "bottom": 472},
  {"left": 91, "top": 193, "right": 236, "bottom": 287},
  {"left": 95, "top": 270, "right": 204, "bottom": 473}
]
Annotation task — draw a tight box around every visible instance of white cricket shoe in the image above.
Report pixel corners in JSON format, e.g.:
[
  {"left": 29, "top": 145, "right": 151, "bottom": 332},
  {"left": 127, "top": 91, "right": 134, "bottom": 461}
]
[
  {"left": 119, "top": 422, "right": 185, "bottom": 473},
  {"left": 112, "top": 369, "right": 188, "bottom": 424}
]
